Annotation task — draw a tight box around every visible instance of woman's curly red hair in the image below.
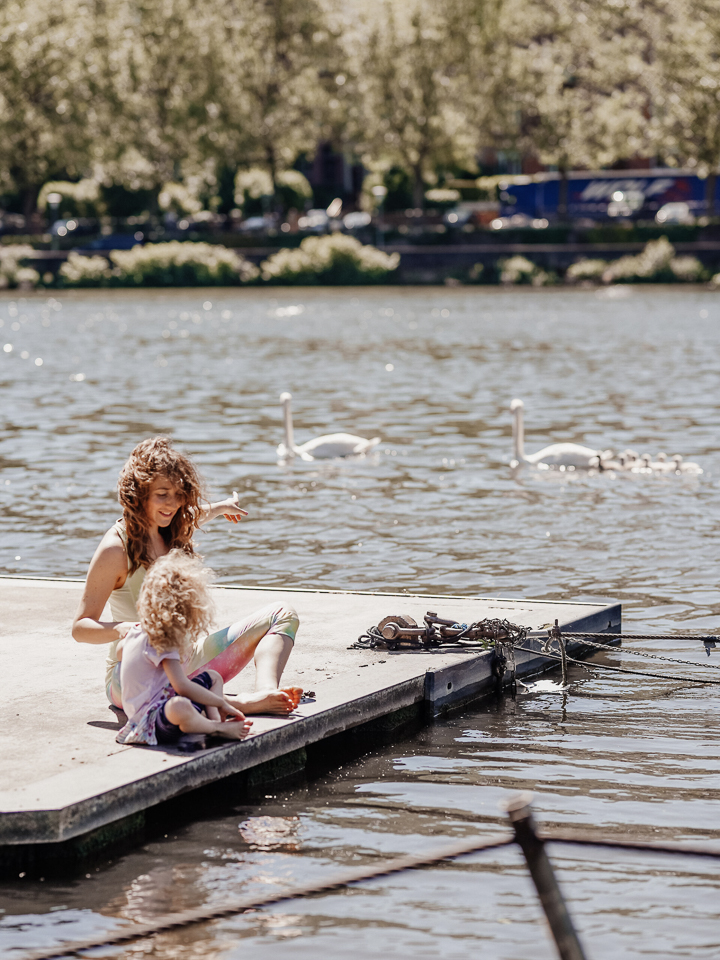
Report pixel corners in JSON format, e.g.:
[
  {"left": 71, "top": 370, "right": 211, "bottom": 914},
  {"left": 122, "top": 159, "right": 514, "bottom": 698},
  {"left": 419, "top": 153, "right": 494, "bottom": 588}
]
[{"left": 117, "top": 437, "right": 205, "bottom": 574}]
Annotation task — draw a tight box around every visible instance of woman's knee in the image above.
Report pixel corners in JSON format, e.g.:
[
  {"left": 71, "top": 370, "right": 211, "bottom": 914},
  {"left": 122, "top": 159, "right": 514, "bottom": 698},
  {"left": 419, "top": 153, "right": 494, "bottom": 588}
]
[{"left": 275, "top": 603, "right": 300, "bottom": 641}]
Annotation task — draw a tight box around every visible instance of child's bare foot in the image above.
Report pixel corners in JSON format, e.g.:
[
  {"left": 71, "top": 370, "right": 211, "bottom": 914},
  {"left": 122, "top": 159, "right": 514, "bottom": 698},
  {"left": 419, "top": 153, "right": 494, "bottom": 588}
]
[
  {"left": 230, "top": 688, "right": 303, "bottom": 715},
  {"left": 214, "top": 718, "right": 253, "bottom": 740}
]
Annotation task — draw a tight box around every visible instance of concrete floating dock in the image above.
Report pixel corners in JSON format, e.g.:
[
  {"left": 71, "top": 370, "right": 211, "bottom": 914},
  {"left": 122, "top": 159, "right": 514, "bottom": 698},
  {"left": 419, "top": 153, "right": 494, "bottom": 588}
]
[{"left": 0, "top": 577, "right": 620, "bottom": 871}]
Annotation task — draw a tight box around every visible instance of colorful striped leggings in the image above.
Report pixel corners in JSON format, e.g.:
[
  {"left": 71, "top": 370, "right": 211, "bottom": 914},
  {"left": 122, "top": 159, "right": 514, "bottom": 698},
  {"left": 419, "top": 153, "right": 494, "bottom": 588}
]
[{"left": 107, "top": 600, "right": 299, "bottom": 707}]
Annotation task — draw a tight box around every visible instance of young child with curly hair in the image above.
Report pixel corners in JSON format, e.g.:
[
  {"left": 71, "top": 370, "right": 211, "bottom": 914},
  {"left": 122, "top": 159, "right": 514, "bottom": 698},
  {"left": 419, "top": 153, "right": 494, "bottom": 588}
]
[
  {"left": 73, "top": 437, "right": 302, "bottom": 717},
  {"left": 116, "top": 550, "right": 253, "bottom": 745}
]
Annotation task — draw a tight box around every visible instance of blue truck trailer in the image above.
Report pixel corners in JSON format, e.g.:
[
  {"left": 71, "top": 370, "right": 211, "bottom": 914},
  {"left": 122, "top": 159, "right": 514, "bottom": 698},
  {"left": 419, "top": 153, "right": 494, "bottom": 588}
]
[{"left": 500, "top": 168, "right": 717, "bottom": 220}]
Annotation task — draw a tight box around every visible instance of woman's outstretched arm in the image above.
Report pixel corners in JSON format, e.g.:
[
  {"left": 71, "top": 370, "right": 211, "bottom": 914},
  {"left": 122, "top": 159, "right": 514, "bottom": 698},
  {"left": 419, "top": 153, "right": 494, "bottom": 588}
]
[
  {"left": 198, "top": 490, "right": 249, "bottom": 527},
  {"left": 72, "top": 530, "right": 136, "bottom": 644}
]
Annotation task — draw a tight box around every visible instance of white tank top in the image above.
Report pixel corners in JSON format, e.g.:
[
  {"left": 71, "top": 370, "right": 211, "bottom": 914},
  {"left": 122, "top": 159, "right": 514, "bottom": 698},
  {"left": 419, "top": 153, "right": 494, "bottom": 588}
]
[{"left": 105, "top": 520, "right": 146, "bottom": 689}]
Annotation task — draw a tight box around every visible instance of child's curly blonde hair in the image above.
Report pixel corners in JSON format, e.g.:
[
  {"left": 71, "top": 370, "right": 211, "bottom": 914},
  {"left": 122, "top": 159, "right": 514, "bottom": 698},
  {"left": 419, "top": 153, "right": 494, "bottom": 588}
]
[{"left": 137, "top": 550, "right": 215, "bottom": 657}]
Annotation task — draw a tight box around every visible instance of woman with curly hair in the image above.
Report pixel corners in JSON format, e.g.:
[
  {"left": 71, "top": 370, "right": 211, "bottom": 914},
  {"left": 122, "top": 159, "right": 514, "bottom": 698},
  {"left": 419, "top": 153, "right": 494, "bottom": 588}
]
[{"left": 73, "top": 437, "right": 301, "bottom": 716}]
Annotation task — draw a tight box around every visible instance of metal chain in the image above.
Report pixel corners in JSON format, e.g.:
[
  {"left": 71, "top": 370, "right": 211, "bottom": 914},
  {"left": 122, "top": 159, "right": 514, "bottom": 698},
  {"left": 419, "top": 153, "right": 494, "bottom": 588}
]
[
  {"left": 353, "top": 619, "right": 720, "bottom": 676},
  {"left": 562, "top": 635, "right": 720, "bottom": 671},
  {"left": 566, "top": 633, "right": 719, "bottom": 642},
  {"left": 514, "top": 644, "right": 720, "bottom": 685}
]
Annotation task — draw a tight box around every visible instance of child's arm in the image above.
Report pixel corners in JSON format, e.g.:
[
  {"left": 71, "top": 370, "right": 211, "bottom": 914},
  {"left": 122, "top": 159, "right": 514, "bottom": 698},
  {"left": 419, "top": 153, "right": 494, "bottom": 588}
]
[
  {"left": 197, "top": 490, "right": 249, "bottom": 526},
  {"left": 162, "top": 660, "right": 244, "bottom": 718}
]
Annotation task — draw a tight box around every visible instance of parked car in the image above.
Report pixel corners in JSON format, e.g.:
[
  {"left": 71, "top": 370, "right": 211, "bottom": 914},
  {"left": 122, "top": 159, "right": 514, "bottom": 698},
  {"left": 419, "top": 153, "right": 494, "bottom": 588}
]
[
  {"left": 444, "top": 201, "right": 500, "bottom": 227},
  {"left": 82, "top": 233, "right": 143, "bottom": 251},
  {"left": 490, "top": 213, "right": 548, "bottom": 230},
  {"left": 655, "top": 201, "right": 694, "bottom": 225},
  {"left": 342, "top": 211, "right": 372, "bottom": 230},
  {"left": 238, "top": 215, "right": 276, "bottom": 233},
  {"left": 50, "top": 217, "right": 97, "bottom": 237},
  {"left": 297, "top": 209, "right": 329, "bottom": 232}
]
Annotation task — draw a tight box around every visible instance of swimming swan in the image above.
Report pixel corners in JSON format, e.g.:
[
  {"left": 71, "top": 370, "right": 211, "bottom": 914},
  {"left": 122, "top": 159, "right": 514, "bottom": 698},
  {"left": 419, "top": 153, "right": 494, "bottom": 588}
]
[
  {"left": 510, "top": 401, "right": 703, "bottom": 474},
  {"left": 277, "top": 392, "right": 381, "bottom": 461},
  {"left": 510, "top": 398, "right": 600, "bottom": 469}
]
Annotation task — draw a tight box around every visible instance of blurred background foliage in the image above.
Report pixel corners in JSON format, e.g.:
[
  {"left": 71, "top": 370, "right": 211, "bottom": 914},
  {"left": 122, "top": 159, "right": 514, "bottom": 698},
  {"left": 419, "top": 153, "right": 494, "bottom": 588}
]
[{"left": 0, "top": 0, "right": 717, "bottom": 222}]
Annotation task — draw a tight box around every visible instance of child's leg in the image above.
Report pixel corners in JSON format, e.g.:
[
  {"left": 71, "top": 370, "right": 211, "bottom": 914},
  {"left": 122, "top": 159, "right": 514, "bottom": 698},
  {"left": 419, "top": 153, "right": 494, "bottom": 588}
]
[
  {"left": 162, "top": 696, "right": 252, "bottom": 740},
  {"left": 203, "top": 669, "right": 223, "bottom": 722}
]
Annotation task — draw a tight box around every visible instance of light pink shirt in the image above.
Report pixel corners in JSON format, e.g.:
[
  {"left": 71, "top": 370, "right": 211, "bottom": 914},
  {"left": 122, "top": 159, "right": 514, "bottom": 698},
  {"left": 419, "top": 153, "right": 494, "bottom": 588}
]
[{"left": 117, "top": 624, "right": 180, "bottom": 724}]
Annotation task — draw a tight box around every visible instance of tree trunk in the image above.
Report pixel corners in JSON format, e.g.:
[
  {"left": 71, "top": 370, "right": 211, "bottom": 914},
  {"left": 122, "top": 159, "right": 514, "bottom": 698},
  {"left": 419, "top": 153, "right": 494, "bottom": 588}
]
[
  {"left": 411, "top": 163, "right": 425, "bottom": 209},
  {"left": 705, "top": 171, "right": 717, "bottom": 217},
  {"left": 21, "top": 185, "right": 41, "bottom": 233},
  {"left": 266, "top": 144, "right": 279, "bottom": 214}
]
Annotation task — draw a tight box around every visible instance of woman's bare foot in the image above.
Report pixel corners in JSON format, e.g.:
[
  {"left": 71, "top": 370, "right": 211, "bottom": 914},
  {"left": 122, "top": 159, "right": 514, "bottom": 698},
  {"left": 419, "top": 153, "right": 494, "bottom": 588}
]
[
  {"left": 229, "top": 687, "right": 303, "bottom": 715},
  {"left": 213, "top": 717, "right": 253, "bottom": 739}
]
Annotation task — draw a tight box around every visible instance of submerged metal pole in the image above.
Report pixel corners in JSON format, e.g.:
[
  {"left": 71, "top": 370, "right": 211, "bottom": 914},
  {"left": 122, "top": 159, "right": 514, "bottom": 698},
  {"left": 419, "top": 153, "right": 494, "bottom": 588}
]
[
  {"left": 549, "top": 619, "right": 569, "bottom": 686},
  {"left": 504, "top": 793, "right": 587, "bottom": 960}
]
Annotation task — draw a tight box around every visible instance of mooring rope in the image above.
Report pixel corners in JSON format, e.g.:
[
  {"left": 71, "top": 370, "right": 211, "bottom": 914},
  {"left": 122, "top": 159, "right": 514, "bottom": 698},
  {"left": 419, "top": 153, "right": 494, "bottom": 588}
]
[
  {"left": 18, "top": 832, "right": 720, "bottom": 960},
  {"left": 19, "top": 835, "right": 514, "bottom": 960}
]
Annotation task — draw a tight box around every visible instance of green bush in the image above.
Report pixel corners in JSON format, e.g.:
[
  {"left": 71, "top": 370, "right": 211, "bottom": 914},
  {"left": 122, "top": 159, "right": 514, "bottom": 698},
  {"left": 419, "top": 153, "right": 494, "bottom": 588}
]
[
  {"left": 234, "top": 168, "right": 312, "bottom": 215},
  {"left": 58, "top": 242, "right": 259, "bottom": 287},
  {"left": 158, "top": 182, "right": 203, "bottom": 216},
  {"left": 565, "top": 258, "right": 607, "bottom": 284},
  {"left": 499, "top": 254, "right": 554, "bottom": 286},
  {"left": 58, "top": 252, "right": 113, "bottom": 287},
  {"left": 607, "top": 237, "right": 703, "bottom": 283},
  {"left": 425, "top": 188, "right": 461, "bottom": 210},
  {"left": 275, "top": 170, "right": 313, "bottom": 212},
  {"left": 260, "top": 234, "right": 400, "bottom": 285},
  {"left": 570, "top": 237, "right": 706, "bottom": 284},
  {"left": 467, "top": 262, "right": 485, "bottom": 283},
  {"left": 0, "top": 245, "right": 39, "bottom": 288},
  {"left": 38, "top": 180, "right": 102, "bottom": 218},
  {"left": 668, "top": 254, "right": 705, "bottom": 282}
]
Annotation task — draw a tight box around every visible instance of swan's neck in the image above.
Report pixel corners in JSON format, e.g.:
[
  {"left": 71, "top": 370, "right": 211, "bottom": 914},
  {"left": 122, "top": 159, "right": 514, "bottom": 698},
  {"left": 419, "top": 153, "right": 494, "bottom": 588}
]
[
  {"left": 513, "top": 406, "right": 525, "bottom": 462},
  {"left": 283, "top": 400, "right": 295, "bottom": 451}
]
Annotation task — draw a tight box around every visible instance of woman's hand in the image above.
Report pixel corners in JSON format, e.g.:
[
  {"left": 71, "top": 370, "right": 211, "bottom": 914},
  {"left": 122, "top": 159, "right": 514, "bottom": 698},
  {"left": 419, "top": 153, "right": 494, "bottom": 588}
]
[
  {"left": 198, "top": 491, "right": 249, "bottom": 526},
  {"left": 220, "top": 491, "right": 249, "bottom": 524}
]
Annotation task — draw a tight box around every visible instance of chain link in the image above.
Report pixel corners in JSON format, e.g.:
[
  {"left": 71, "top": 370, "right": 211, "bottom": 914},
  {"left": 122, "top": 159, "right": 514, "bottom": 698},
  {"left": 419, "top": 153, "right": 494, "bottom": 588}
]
[{"left": 563, "top": 634, "right": 720, "bottom": 670}]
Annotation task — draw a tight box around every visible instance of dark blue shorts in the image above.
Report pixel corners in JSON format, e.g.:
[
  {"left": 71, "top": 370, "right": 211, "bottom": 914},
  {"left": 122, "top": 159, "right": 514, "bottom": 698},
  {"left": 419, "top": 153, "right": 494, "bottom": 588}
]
[{"left": 155, "top": 671, "right": 213, "bottom": 744}]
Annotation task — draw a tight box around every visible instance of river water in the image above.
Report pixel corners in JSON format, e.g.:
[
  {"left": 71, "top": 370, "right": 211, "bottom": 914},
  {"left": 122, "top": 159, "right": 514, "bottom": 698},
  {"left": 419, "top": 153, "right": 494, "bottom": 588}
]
[{"left": 1, "top": 286, "right": 720, "bottom": 958}]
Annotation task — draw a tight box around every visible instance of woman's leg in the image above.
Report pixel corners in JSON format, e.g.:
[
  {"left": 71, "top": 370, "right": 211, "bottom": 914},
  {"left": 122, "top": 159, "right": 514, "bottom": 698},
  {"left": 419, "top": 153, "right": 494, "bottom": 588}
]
[
  {"left": 107, "top": 664, "right": 122, "bottom": 709},
  {"left": 184, "top": 601, "right": 302, "bottom": 714}
]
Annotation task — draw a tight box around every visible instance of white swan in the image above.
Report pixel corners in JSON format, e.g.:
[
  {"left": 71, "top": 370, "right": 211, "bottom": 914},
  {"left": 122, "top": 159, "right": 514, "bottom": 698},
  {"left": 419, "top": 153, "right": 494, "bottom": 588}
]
[
  {"left": 277, "top": 392, "right": 381, "bottom": 461},
  {"left": 510, "top": 398, "right": 601, "bottom": 469}
]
